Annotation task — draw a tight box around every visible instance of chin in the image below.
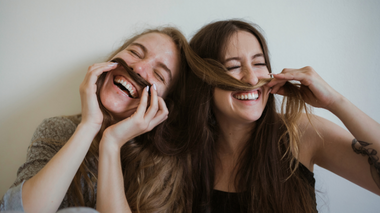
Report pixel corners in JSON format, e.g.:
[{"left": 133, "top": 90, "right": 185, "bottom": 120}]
[
  {"left": 241, "top": 111, "right": 264, "bottom": 123},
  {"left": 99, "top": 92, "right": 137, "bottom": 122},
  {"left": 104, "top": 101, "right": 136, "bottom": 120}
]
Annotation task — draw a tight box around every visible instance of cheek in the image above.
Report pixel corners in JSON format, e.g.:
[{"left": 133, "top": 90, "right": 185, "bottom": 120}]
[
  {"left": 258, "top": 68, "right": 270, "bottom": 77},
  {"left": 99, "top": 86, "right": 113, "bottom": 110},
  {"left": 155, "top": 84, "right": 166, "bottom": 97},
  {"left": 213, "top": 89, "right": 231, "bottom": 112}
]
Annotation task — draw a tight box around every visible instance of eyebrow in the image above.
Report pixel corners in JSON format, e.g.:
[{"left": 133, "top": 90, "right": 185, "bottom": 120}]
[
  {"left": 224, "top": 53, "right": 264, "bottom": 63},
  {"left": 130, "top": 42, "right": 147, "bottom": 54},
  {"left": 130, "top": 42, "right": 173, "bottom": 82}
]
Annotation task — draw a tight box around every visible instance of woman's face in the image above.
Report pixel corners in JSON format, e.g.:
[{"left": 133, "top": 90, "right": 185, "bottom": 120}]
[
  {"left": 100, "top": 32, "right": 180, "bottom": 120},
  {"left": 213, "top": 30, "right": 270, "bottom": 125}
]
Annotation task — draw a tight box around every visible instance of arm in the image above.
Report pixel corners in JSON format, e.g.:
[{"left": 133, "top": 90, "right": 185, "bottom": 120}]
[
  {"left": 97, "top": 143, "right": 131, "bottom": 213},
  {"left": 21, "top": 62, "right": 118, "bottom": 213},
  {"left": 96, "top": 85, "right": 168, "bottom": 213},
  {"left": 268, "top": 66, "right": 380, "bottom": 195},
  {"left": 299, "top": 114, "right": 380, "bottom": 195},
  {"left": 22, "top": 123, "right": 99, "bottom": 212}
]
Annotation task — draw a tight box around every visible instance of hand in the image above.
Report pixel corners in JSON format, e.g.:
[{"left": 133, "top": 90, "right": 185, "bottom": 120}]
[
  {"left": 79, "top": 62, "right": 118, "bottom": 131},
  {"left": 266, "top": 66, "right": 341, "bottom": 110},
  {"left": 101, "top": 84, "right": 169, "bottom": 149}
]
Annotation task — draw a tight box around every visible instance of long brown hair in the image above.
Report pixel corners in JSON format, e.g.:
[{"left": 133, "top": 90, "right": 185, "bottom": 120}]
[
  {"left": 182, "top": 20, "right": 316, "bottom": 212},
  {"left": 66, "top": 27, "right": 196, "bottom": 212}
]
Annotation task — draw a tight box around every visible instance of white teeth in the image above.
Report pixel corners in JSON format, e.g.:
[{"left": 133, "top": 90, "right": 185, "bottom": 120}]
[
  {"left": 254, "top": 93, "right": 258, "bottom": 99},
  {"left": 234, "top": 91, "right": 259, "bottom": 100},
  {"left": 115, "top": 78, "right": 135, "bottom": 98}
]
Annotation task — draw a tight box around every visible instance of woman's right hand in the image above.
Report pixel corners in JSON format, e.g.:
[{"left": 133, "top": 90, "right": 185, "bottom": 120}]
[{"left": 79, "top": 62, "right": 118, "bottom": 131}]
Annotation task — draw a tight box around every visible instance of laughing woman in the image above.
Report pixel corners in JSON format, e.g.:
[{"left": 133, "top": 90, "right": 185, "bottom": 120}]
[
  {"left": 0, "top": 27, "right": 196, "bottom": 213},
  {"left": 180, "top": 20, "right": 380, "bottom": 212}
]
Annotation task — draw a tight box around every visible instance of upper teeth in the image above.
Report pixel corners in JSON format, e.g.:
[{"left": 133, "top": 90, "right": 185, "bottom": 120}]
[
  {"left": 115, "top": 78, "right": 136, "bottom": 98},
  {"left": 234, "top": 92, "right": 259, "bottom": 100}
]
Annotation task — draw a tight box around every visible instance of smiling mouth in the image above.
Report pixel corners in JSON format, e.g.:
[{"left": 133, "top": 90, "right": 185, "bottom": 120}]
[
  {"left": 233, "top": 90, "right": 260, "bottom": 101},
  {"left": 113, "top": 76, "right": 138, "bottom": 98}
]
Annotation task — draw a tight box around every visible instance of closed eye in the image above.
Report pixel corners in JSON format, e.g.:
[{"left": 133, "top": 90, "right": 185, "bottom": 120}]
[
  {"left": 255, "top": 63, "right": 266, "bottom": 66},
  {"left": 226, "top": 66, "right": 240, "bottom": 71},
  {"left": 130, "top": 50, "right": 141, "bottom": 58},
  {"left": 155, "top": 72, "right": 165, "bottom": 83}
]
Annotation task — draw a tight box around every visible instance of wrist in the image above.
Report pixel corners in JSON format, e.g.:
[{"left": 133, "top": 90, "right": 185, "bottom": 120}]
[
  {"left": 99, "top": 138, "right": 121, "bottom": 155},
  {"left": 78, "top": 121, "right": 102, "bottom": 134},
  {"left": 327, "top": 94, "right": 349, "bottom": 115}
]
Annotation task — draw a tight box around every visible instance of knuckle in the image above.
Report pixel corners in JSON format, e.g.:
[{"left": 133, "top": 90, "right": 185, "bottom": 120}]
[
  {"left": 136, "top": 120, "right": 148, "bottom": 130},
  {"left": 304, "top": 66, "right": 312, "bottom": 70},
  {"left": 303, "top": 66, "right": 314, "bottom": 73},
  {"left": 88, "top": 65, "right": 95, "bottom": 71},
  {"left": 151, "top": 105, "right": 159, "bottom": 112}
]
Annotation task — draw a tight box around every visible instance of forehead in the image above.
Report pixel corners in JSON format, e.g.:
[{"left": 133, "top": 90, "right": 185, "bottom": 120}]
[
  {"left": 132, "top": 32, "right": 177, "bottom": 54},
  {"left": 224, "top": 30, "right": 263, "bottom": 57},
  {"left": 130, "top": 32, "right": 181, "bottom": 88}
]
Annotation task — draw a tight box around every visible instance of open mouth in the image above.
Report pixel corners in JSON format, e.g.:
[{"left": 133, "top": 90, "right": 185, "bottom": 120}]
[
  {"left": 233, "top": 90, "right": 260, "bottom": 101},
  {"left": 113, "top": 75, "right": 138, "bottom": 98}
]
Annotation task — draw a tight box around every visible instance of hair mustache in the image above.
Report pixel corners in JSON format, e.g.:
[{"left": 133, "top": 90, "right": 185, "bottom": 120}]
[
  {"left": 217, "top": 78, "right": 272, "bottom": 91},
  {"left": 110, "top": 58, "right": 151, "bottom": 88},
  {"left": 247, "top": 78, "right": 272, "bottom": 89}
]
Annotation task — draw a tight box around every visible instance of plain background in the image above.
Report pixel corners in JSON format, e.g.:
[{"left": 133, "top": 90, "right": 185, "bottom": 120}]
[{"left": 1, "top": 0, "right": 379, "bottom": 212}]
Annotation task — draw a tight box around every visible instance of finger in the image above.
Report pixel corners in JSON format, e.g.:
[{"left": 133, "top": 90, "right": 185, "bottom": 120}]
[
  {"left": 147, "top": 97, "right": 169, "bottom": 130},
  {"left": 267, "top": 78, "right": 286, "bottom": 88},
  {"left": 87, "top": 62, "right": 117, "bottom": 73},
  {"left": 134, "top": 86, "right": 150, "bottom": 116},
  {"left": 144, "top": 84, "right": 159, "bottom": 120},
  {"left": 268, "top": 80, "right": 287, "bottom": 94},
  {"left": 86, "top": 62, "right": 118, "bottom": 84},
  {"left": 155, "top": 97, "right": 169, "bottom": 119},
  {"left": 272, "top": 69, "right": 313, "bottom": 86},
  {"left": 273, "top": 87, "right": 286, "bottom": 96},
  {"left": 271, "top": 84, "right": 282, "bottom": 94}
]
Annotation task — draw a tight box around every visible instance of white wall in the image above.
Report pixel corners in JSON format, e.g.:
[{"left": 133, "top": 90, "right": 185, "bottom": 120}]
[{"left": 1, "top": 0, "right": 379, "bottom": 212}]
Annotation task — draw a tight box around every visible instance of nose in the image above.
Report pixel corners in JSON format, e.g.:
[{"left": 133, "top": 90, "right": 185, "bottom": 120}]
[
  {"left": 241, "top": 66, "right": 259, "bottom": 86},
  {"left": 130, "top": 60, "right": 151, "bottom": 79}
]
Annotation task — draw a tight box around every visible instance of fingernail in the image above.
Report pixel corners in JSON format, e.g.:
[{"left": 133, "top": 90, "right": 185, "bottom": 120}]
[
  {"left": 153, "top": 84, "right": 157, "bottom": 91},
  {"left": 108, "top": 62, "right": 118, "bottom": 67},
  {"left": 146, "top": 86, "right": 149, "bottom": 92}
]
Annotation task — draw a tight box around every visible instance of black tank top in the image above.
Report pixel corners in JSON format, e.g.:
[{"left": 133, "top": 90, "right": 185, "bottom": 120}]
[{"left": 210, "top": 163, "right": 317, "bottom": 213}]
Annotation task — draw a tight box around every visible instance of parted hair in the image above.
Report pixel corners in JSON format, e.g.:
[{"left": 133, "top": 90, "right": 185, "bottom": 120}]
[{"left": 179, "top": 20, "right": 317, "bottom": 212}]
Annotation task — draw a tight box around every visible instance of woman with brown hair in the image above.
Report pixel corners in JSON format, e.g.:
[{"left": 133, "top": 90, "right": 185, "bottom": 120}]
[
  {"left": 179, "top": 20, "right": 380, "bottom": 212},
  {"left": 0, "top": 26, "right": 196, "bottom": 213}
]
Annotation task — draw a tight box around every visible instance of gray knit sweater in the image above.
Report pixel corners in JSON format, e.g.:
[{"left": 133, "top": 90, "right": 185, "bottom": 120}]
[{"left": 0, "top": 115, "right": 97, "bottom": 211}]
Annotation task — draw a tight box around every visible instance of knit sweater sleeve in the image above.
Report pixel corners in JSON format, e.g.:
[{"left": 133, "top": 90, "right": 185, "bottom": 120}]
[{"left": 0, "top": 116, "right": 79, "bottom": 211}]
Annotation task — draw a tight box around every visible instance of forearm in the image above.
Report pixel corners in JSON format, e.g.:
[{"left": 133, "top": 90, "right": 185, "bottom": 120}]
[
  {"left": 22, "top": 123, "right": 98, "bottom": 213},
  {"left": 328, "top": 95, "right": 380, "bottom": 192},
  {"left": 97, "top": 141, "right": 131, "bottom": 213},
  {"left": 329, "top": 95, "right": 380, "bottom": 143}
]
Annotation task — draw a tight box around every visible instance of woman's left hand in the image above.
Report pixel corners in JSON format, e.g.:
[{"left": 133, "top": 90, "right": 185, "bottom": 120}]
[
  {"left": 100, "top": 85, "right": 168, "bottom": 149},
  {"left": 267, "top": 66, "right": 342, "bottom": 110}
]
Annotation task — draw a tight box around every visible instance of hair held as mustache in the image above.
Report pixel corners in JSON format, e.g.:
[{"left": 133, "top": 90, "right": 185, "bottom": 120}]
[{"left": 111, "top": 58, "right": 151, "bottom": 88}]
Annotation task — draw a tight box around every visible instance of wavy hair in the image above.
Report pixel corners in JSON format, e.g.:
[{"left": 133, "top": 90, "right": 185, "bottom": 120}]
[
  {"left": 67, "top": 27, "right": 196, "bottom": 213},
  {"left": 181, "top": 20, "right": 316, "bottom": 212}
]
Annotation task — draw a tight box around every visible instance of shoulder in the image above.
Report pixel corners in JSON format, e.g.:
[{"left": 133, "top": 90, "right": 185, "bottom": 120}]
[
  {"left": 31, "top": 114, "right": 82, "bottom": 143},
  {"left": 297, "top": 113, "right": 351, "bottom": 169},
  {"left": 296, "top": 113, "right": 325, "bottom": 170}
]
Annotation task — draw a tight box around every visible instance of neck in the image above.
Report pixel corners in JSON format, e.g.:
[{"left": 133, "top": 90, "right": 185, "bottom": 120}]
[{"left": 216, "top": 118, "right": 255, "bottom": 157}]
